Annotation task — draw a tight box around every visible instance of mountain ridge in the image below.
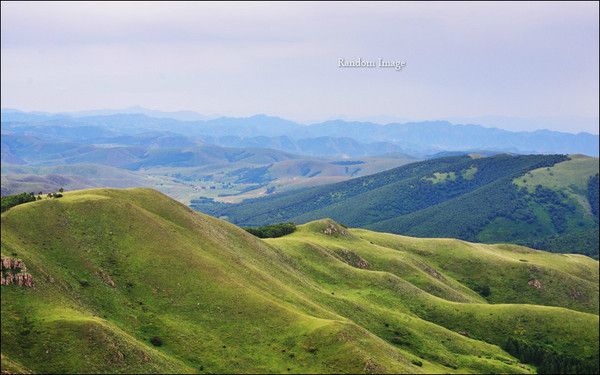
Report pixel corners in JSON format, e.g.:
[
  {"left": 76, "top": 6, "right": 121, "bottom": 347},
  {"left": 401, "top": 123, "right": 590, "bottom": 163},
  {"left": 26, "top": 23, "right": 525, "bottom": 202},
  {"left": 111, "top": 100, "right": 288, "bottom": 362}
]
[
  {"left": 3, "top": 109, "right": 598, "bottom": 156},
  {"left": 1, "top": 188, "right": 598, "bottom": 373},
  {"left": 199, "top": 154, "right": 600, "bottom": 257}
]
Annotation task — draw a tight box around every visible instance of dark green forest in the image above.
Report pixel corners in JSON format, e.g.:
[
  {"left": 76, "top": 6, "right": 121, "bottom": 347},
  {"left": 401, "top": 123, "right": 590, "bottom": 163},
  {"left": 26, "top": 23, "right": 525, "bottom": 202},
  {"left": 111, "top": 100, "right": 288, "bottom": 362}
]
[
  {"left": 243, "top": 222, "right": 296, "bottom": 238},
  {"left": 1, "top": 190, "right": 65, "bottom": 213},
  {"left": 1, "top": 192, "right": 36, "bottom": 212},
  {"left": 503, "top": 337, "right": 599, "bottom": 374},
  {"left": 193, "top": 154, "right": 600, "bottom": 257},
  {"left": 589, "top": 173, "right": 599, "bottom": 219}
]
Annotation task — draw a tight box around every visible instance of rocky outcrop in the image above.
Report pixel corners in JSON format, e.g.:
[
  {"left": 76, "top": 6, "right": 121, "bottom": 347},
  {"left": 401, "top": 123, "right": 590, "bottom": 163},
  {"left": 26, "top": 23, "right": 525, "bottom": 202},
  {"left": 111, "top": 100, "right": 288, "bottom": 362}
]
[
  {"left": 1, "top": 257, "right": 26, "bottom": 272},
  {"left": 322, "top": 222, "right": 350, "bottom": 237},
  {"left": 1, "top": 257, "right": 34, "bottom": 287},
  {"left": 14, "top": 273, "right": 34, "bottom": 287},
  {"left": 425, "top": 266, "right": 443, "bottom": 280},
  {"left": 363, "top": 358, "right": 385, "bottom": 374},
  {"left": 528, "top": 279, "right": 543, "bottom": 289},
  {"left": 333, "top": 249, "right": 369, "bottom": 269},
  {"left": 97, "top": 269, "right": 116, "bottom": 288}
]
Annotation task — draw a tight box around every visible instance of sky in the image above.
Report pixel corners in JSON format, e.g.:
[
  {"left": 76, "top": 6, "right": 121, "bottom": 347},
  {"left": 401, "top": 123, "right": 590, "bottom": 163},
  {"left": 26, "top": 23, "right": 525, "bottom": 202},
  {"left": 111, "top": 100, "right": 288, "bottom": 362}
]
[{"left": 1, "top": 1, "right": 599, "bottom": 133}]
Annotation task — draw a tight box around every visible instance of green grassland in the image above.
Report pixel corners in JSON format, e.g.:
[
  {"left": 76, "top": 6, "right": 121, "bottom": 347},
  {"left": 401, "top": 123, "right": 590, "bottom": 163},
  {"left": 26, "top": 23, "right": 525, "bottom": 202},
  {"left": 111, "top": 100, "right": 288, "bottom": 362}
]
[
  {"left": 1, "top": 188, "right": 598, "bottom": 373},
  {"left": 514, "top": 155, "right": 599, "bottom": 215},
  {"left": 203, "top": 154, "right": 599, "bottom": 257},
  {"left": 514, "top": 155, "right": 598, "bottom": 191},
  {"left": 423, "top": 171, "right": 457, "bottom": 184}
]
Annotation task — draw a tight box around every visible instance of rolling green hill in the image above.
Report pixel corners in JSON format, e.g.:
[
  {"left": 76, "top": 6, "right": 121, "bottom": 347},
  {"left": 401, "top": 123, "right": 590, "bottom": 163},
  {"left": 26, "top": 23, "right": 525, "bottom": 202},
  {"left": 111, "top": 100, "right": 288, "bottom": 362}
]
[
  {"left": 1, "top": 188, "right": 598, "bottom": 373},
  {"left": 199, "top": 154, "right": 599, "bottom": 257}
]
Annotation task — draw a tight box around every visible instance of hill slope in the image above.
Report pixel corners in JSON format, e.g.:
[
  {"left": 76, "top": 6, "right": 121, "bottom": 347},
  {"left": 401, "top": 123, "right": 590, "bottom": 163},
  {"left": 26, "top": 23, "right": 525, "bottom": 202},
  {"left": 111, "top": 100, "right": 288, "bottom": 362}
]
[
  {"left": 200, "top": 154, "right": 600, "bottom": 256},
  {"left": 1, "top": 188, "right": 598, "bottom": 373}
]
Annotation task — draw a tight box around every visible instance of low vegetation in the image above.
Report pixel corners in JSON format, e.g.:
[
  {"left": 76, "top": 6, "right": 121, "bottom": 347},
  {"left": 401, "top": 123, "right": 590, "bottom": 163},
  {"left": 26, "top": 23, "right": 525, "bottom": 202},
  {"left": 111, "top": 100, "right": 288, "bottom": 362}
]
[
  {"left": 1, "top": 188, "right": 598, "bottom": 373},
  {"left": 243, "top": 222, "right": 296, "bottom": 238},
  {"left": 589, "top": 173, "right": 599, "bottom": 219},
  {"left": 1, "top": 189, "right": 66, "bottom": 213},
  {"left": 503, "top": 337, "right": 597, "bottom": 374},
  {"left": 1, "top": 192, "right": 37, "bottom": 213},
  {"left": 199, "top": 154, "right": 599, "bottom": 257}
]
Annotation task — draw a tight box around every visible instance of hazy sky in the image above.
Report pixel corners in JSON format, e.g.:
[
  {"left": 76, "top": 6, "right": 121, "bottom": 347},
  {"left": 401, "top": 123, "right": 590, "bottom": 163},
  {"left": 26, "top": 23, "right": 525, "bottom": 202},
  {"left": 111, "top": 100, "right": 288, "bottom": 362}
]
[{"left": 1, "top": 1, "right": 599, "bottom": 133}]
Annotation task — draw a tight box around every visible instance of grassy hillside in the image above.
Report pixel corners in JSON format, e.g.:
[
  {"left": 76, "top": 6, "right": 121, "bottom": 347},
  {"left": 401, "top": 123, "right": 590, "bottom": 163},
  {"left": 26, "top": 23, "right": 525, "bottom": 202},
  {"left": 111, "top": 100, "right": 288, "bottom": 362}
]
[
  {"left": 513, "top": 155, "right": 598, "bottom": 215},
  {"left": 378, "top": 155, "right": 599, "bottom": 256},
  {"left": 1, "top": 188, "right": 598, "bottom": 373},
  {"left": 200, "top": 154, "right": 599, "bottom": 256}
]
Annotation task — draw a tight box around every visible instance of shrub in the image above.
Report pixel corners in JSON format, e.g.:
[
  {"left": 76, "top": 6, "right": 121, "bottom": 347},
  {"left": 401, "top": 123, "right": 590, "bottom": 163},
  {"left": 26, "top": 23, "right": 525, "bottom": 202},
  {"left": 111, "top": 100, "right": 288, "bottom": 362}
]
[
  {"left": 306, "top": 347, "right": 318, "bottom": 354},
  {"left": 474, "top": 284, "right": 491, "bottom": 297},
  {"left": 411, "top": 359, "right": 423, "bottom": 367},
  {"left": 391, "top": 336, "right": 407, "bottom": 346},
  {"left": 1, "top": 192, "right": 36, "bottom": 212},
  {"left": 244, "top": 222, "right": 296, "bottom": 238},
  {"left": 504, "top": 337, "right": 598, "bottom": 374},
  {"left": 150, "top": 336, "right": 163, "bottom": 346}
]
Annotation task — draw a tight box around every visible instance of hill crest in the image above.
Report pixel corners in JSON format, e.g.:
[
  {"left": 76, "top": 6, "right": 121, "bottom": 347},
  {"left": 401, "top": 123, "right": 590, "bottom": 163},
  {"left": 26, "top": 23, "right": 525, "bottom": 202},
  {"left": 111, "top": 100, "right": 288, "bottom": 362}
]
[{"left": 1, "top": 188, "right": 598, "bottom": 373}]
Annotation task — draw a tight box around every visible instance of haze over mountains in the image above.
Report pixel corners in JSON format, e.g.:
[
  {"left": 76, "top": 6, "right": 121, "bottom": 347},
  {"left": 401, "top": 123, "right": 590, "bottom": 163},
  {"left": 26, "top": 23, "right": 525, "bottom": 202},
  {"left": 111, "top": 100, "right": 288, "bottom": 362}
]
[
  {"left": 2, "top": 108, "right": 598, "bottom": 157},
  {"left": 2, "top": 109, "right": 599, "bottom": 257},
  {"left": 2, "top": 2, "right": 598, "bottom": 374},
  {"left": 3, "top": 115, "right": 598, "bottom": 373}
]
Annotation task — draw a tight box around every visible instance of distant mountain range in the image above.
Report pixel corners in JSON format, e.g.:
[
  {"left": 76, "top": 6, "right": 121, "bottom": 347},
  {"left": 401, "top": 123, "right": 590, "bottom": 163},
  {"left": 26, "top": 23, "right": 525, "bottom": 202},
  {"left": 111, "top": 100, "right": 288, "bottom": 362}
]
[
  {"left": 2, "top": 108, "right": 598, "bottom": 156},
  {"left": 2, "top": 109, "right": 599, "bottom": 241},
  {"left": 2, "top": 109, "right": 598, "bottom": 373},
  {"left": 0, "top": 129, "right": 415, "bottom": 203},
  {"left": 0, "top": 114, "right": 417, "bottom": 203}
]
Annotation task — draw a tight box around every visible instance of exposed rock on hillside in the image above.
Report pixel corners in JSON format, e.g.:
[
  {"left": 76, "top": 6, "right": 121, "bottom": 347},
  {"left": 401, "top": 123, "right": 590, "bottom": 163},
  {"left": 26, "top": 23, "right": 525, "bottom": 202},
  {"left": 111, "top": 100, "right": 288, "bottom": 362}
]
[
  {"left": 97, "top": 269, "right": 116, "bottom": 288},
  {"left": 1, "top": 257, "right": 34, "bottom": 287},
  {"left": 1, "top": 257, "right": 26, "bottom": 272},
  {"left": 322, "top": 221, "right": 350, "bottom": 237},
  {"left": 334, "top": 249, "right": 369, "bottom": 269},
  {"left": 528, "top": 279, "right": 543, "bottom": 289}
]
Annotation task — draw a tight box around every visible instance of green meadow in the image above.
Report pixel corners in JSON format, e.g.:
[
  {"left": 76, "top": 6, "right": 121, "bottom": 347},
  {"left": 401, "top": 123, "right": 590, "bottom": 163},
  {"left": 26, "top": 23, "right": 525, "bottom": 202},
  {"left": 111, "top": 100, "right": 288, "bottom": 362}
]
[{"left": 1, "top": 188, "right": 598, "bottom": 373}]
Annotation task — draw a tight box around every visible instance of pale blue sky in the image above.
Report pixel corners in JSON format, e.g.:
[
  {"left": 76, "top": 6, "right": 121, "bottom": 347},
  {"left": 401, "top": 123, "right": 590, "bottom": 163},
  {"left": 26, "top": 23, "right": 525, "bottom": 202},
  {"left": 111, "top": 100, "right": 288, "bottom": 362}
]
[{"left": 1, "top": 1, "right": 598, "bottom": 133}]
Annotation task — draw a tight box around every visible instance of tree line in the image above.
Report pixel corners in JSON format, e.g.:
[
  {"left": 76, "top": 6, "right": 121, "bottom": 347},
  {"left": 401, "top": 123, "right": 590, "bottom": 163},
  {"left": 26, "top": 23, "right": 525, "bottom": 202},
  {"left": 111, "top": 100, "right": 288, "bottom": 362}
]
[
  {"left": 1, "top": 188, "right": 65, "bottom": 213},
  {"left": 243, "top": 222, "right": 296, "bottom": 238},
  {"left": 503, "top": 337, "right": 598, "bottom": 374}
]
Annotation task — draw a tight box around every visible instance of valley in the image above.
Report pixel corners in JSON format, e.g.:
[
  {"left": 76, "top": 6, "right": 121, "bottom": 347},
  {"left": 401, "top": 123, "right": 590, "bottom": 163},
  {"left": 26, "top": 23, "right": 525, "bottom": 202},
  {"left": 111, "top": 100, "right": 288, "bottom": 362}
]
[
  {"left": 2, "top": 3, "right": 598, "bottom": 374},
  {"left": 1, "top": 110, "right": 420, "bottom": 204},
  {"left": 202, "top": 154, "right": 600, "bottom": 257}
]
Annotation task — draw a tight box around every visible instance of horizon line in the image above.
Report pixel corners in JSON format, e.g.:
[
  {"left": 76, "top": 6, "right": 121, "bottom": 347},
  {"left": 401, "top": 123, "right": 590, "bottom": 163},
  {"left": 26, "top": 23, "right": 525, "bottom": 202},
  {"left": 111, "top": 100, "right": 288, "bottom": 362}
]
[{"left": 1, "top": 106, "right": 599, "bottom": 137}]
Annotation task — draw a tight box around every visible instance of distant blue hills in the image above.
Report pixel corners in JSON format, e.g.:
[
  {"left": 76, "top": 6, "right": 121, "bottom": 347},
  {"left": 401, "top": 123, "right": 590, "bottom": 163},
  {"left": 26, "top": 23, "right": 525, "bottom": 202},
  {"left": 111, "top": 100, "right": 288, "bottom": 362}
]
[{"left": 2, "top": 108, "right": 598, "bottom": 157}]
